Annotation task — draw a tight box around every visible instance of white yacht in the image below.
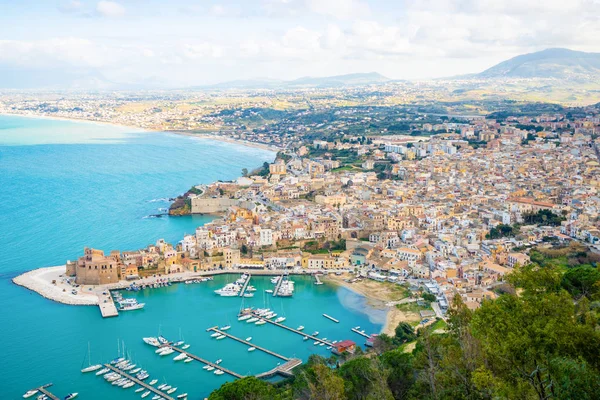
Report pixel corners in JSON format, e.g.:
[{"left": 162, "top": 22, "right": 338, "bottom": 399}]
[
  {"left": 173, "top": 353, "right": 187, "bottom": 361},
  {"left": 238, "top": 314, "right": 252, "bottom": 321},
  {"left": 119, "top": 301, "right": 145, "bottom": 311},
  {"left": 275, "top": 317, "right": 286, "bottom": 323},
  {"left": 214, "top": 283, "right": 240, "bottom": 297},
  {"left": 220, "top": 325, "right": 231, "bottom": 331},
  {"left": 159, "top": 348, "right": 174, "bottom": 356},
  {"left": 23, "top": 390, "right": 38, "bottom": 398},
  {"left": 248, "top": 347, "right": 256, "bottom": 352},
  {"left": 297, "top": 325, "right": 304, "bottom": 331}
]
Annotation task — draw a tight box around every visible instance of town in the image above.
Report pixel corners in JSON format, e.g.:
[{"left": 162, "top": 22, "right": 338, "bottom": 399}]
[{"left": 55, "top": 100, "right": 600, "bottom": 324}]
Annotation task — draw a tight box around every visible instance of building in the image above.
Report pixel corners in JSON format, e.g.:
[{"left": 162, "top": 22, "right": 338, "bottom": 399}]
[
  {"left": 68, "top": 247, "right": 121, "bottom": 285},
  {"left": 332, "top": 340, "right": 356, "bottom": 355}
]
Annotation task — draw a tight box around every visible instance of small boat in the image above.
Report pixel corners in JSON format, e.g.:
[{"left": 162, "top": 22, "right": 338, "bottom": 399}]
[
  {"left": 246, "top": 337, "right": 252, "bottom": 341},
  {"left": 141, "top": 391, "right": 150, "bottom": 398},
  {"left": 214, "top": 370, "right": 224, "bottom": 375},
  {"left": 111, "top": 357, "right": 125, "bottom": 364},
  {"left": 210, "top": 332, "right": 221, "bottom": 337},
  {"left": 312, "top": 331, "right": 319, "bottom": 336},
  {"left": 81, "top": 364, "right": 102, "bottom": 373},
  {"left": 220, "top": 325, "right": 231, "bottom": 331},
  {"left": 149, "top": 379, "right": 158, "bottom": 385},
  {"left": 123, "top": 382, "right": 135, "bottom": 389},
  {"left": 238, "top": 314, "right": 252, "bottom": 321},
  {"left": 152, "top": 396, "right": 161, "bottom": 400},
  {"left": 36, "top": 395, "right": 48, "bottom": 400},
  {"left": 297, "top": 326, "right": 304, "bottom": 331},
  {"left": 131, "top": 368, "right": 142, "bottom": 374},
  {"left": 314, "top": 341, "right": 319, "bottom": 345},
  {"left": 158, "top": 336, "right": 168, "bottom": 344},
  {"left": 327, "top": 346, "right": 332, "bottom": 350},
  {"left": 248, "top": 347, "right": 256, "bottom": 352},
  {"left": 64, "top": 394, "right": 78, "bottom": 400},
  {"left": 157, "top": 384, "right": 167, "bottom": 390},
  {"left": 173, "top": 353, "right": 187, "bottom": 361},
  {"left": 265, "top": 289, "right": 273, "bottom": 293},
  {"left": 181, "top": 344, "right": 190, "bottom": 350},
  {"left": 275, "top": 317, "right": 286, "bottom": 323},
  {"left": 163, "top": 385, "right": 172, "bottom": 391},
  {"left": 206, "top": 366, "right": 215, "bottom": 371},
  {"left": 202, "top": 365, "right": 210, "bottom": 370},
  {"left": 23, "top": 390, "right": 39, "bottom": 398},
  {"left": 215, "top": 359, "right": 223, "bottom": 364},
  {"left": 255, "top": 320, "right": 266, "bottom": 325},
  {"left": 159, "top": 348, "right": 174, "bottom": 356},
  {"left": 184, "top": 357, "right": 193, "bottom": 363},
  {"left": 216, "top": 335, "right": 226, "bottom": 340},
  {"left": 156, "top": 347, "right": 167, "bottom": 354},
  {"left": 143, "top": 337, "right": 161, "bottom": 347},
  {"left": 173, "top": 341, "right": 184, "bottom": 347},
  {"left": 303, "top": 336, "right": 308, "bottom": 341},
  {"left": 247, "top": 317, "right": 258, "bottom": 323},
  {"left": 243, "top": 293, "right": 254, "bottom": 298},
  {"left": 167, "top": 388, "right": 177, "bottom": 394},
  {"left": 177, "top": 394, "right": 188, "bottom": 399},
  {"left": 319, "top": 342, "right": 325, "bottom": 346},
  {"left": 135, "top": 388, "right": 145, "bottom": 393},
  {"left": 96, "top": 368, "right": 110, "bottom": 376}
]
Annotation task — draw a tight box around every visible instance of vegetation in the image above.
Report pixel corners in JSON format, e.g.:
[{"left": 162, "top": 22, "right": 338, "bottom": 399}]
[
  {"left": 486, "top": 223, "right": 518, "bottom": 239},
  {"left": 208, "top": 261, "right": 600, "bottom": 400},
  {"left": 522, "top": 209, "right": 566, "bottom": 226}
]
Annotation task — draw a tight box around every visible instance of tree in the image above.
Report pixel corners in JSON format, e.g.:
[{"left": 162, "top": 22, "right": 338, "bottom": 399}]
[
  {"left": 208, "top": 377, "right": 280, "bottom": 400},
  {"left": 338, "top": 357, "right": 394, "bottom": 400},
  {"left": 561, "top": 266, "right": 600, "bottom": 300},
  {"left": 241, "top": 168, "right": 249, "bottom": 177},
  {"left": 293, "top": 362, "right": 346, "bottom": 400},
  {"left": 394, "top": 322, "right": 417, "bottom": 344}
]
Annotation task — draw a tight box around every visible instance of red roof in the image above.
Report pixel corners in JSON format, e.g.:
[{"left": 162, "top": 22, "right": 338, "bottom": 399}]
[{"left": 334, "top": 340, "right": 356, "bottom": 349}]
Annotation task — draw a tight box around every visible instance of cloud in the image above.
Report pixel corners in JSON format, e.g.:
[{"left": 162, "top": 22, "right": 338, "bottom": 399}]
[
  {"left": 58, "top": 0, "right": 83, "bottom": 13},
  {"left": 305, "top": 0, "right": 370, "bottom": 19},
  {"left": 96, "top": 1, "right": 125, "bottom": 18}
]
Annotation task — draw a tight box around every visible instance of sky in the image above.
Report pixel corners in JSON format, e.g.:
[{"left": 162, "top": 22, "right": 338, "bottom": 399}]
[{"left": 0, "top": 0, "right": 599, "bottom": 88}]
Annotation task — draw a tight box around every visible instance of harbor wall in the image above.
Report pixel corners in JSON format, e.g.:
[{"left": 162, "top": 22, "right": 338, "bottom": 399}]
[{"left": 191, "top": 197, "right": 239, "bottom": 214}]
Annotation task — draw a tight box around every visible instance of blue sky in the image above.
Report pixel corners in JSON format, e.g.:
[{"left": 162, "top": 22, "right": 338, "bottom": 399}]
[{"left": 0, "top": 0, "right": 599, "bottom": 87}]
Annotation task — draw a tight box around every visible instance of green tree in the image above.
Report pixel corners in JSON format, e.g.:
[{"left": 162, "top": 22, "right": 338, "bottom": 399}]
[
  {"left": 208, "top": 377, "right": 280, "bottom": 400},
  {"left": 561, "top": 266, "right": 600, "bottom": 300},
  {"left": 394, "top": 322, "right": 416, "bottom": 344},
  {"left": 338, "top": 357, "right": 394, "bottom": 400}
]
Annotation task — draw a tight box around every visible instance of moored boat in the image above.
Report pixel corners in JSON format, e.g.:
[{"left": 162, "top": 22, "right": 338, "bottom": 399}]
[
  {"left": 23, "top": 390, "right": 38, "bottom": 398},
  {"left": 64, "top": 394, "right": 78, "bottom": 400},
  {"left": 248, "top": 347, "right": 256, "bottom": 352}
]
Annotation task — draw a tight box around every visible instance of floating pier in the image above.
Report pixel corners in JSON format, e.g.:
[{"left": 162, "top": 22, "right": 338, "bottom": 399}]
[
  {"left": 207, "top": 327, "right": 289, "bottom": 361},
  {"left": 252, "top": 312, "right": 334, "bottom": 346},
  {"left": 323, "top": 314, "right": 339, "bottom": 323},
  {"left": 159, "top": 344, "right": 243, "bottom": 379},
  {"left": 238, "top": 274, "right": 252, "bottom": 297},
  {"left": 351, "top": 327, "right": 370, "bottom": 338},
  {"left": 272, "top": 274, "right": 285, "bottom": 297},
  {"left": 35, "top": 383, "right": 60, "bottom": 400},
  {"left": 314, "top": 274, "right": 322, "bottom": 285},
  {"left": 103, "top": 363, "right": 175, "bottom": 400}
]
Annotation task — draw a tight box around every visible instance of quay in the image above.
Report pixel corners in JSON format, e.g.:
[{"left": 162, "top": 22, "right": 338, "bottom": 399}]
[
  {"left": 103, "top": 363, "right": 175, "bottom": 400},
  {"left": 207, "top": 327, "right": 289, "bottom": 361},
  {"left": 272, "top": 274, "right": 285, "bottom": 297},
  {"left": 99, "top": 294, "right": 118, "bottom": 318},
  {"left": 35, "top": 383, "right": 60, "bottom": 400},
  {"left": 159, "top": 344, "right": 244, "bottom": 379},
  {"left": 351, "top": 327, "right": 370, "bottom": 338},
  {"left": 252, "top": 312, "right": 333, "bottom": 346},
  {"left": 314, "top": 274, "right": 322, "bottom": 285},
  {"left": 323, "top": 313, "right": 339, "bottom": 323},
  {"left": 238, "top": 273, "right": 252, "bottom": 297}
]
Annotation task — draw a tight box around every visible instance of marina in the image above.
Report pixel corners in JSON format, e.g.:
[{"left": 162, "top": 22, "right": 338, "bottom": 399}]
[
  {"left": 238, "top": 274, "right": 252, "bottom": 297},
  {"left": 323, "top": 314, "right": 339, "bottom": 323},
  {"left": 26, "top": 383, "right": 60, "bottom": 400},
  {"left": 248, "top": 311, "right": 335, "bottom": 346},
  {"left": 206, "top": 327, "right": 290, "bottom": 361},
  {"left": 351, "top": 327, "right": 371, "bottom": 338},
  {"left": 103, "top": 363, "right": 175, "bottom": 400}
]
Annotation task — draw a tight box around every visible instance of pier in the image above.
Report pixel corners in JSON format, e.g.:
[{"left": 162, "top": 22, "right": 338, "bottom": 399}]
[
  {"left": 159, "top": 344, "right": 244, "bottom": 379},
  {"left": 103, "top": 363, "right": 175, "bottom": 400},
  {"left": 351, "top": 327, "right": 370, "bottom": 338},
  {"left": 238, "top": 274, "right": 252, "bottom": 297},
  {"left": 252, "top": 312, "right": 333, "bottom": 346},
  {"left": 314, "top": 274, "right": 322, "bottom": 285},
  {"left": 255, "top": 358, "right": 303, "bottom": 379},
  {"left": 35, "top": 383, "right": 60, "bottom": 400},
  {"left": 99, "top": 300, "right": 118, "bottom": 318},
  {"left": 207, "top": 327, "right": 289, "bottom": 361},
  {"left": 323, "top": 313, "right": 339, "bottom": 323},
  {"left": 272, "top": 274, "right": 285, "bottom": 297}
]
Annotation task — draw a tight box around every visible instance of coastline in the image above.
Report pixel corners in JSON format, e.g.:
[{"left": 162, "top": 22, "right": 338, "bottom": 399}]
[
  {"left": 167, "top": 130, "right": 281, "bottom": 152},
  {"left": 322, "top": 275, "right": 421, "bottom": 336},
  {"left": 0, "top": 111, "right": 280, "bottom": 153}
]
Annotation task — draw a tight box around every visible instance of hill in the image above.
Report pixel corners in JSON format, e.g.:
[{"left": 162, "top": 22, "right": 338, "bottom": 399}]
[
  {"left": 478, "top": 48, "right": 600, "bottom": 81},
  {"left": 203, "top": 72, "right": 390, "bottom": 89}
]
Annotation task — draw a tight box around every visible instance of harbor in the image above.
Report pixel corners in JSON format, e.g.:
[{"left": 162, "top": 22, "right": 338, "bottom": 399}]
[{"left": 102, "top": 363, "right": 176, "bottom": 400}]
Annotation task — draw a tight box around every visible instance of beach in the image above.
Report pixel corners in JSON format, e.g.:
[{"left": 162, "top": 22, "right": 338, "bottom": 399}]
[
  {"left": 167, "top": 130, "right": 282, "bottom": 152},
  {"left": 323, "top": 274, "right": 421, "bottom": 335}
]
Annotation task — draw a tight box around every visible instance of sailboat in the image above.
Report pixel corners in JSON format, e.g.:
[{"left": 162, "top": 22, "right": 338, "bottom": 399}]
[{"left": 81, "top": 343, "right": 102, "bottom": 373}]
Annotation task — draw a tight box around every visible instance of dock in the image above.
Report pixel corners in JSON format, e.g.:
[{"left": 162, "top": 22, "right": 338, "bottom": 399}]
[
  {"left": 252, "top": 312, "right": 333, "bottom": 346},
  {"left": 99, "top": 300, "right": 118, "bottom": 318},
  {"left": 314, "top": 274, "right": 322, "bottom": 285},
  {"left": 255, "top": 358, "right": 303, "bottom": 379},
  {"left": 35, "top": 383, "right": 60, "bottom": 400},
  {"left": 160, "top": 344, "right": 244, "bottom": 379},
  {"left": 207, "top": 327, "right": 289, "bottom": 361},
  {"left": 323, "top": 314, "right": 339, "bottom": 323},
  {"left": 238, "top": 274, "right": 252, "bottom": 297},
  {"left": 351, "top": 327, "right": 370, "bottom": 338},
  {"left": 272, "top": 274, "right": 284, "bottom": 297},
  {"left": 103, "top": 363, "right": 175, "bottom": 400}
]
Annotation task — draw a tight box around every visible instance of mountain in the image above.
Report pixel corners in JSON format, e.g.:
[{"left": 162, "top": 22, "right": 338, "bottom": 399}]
[
  {"left": 477, "top": 48, "right": 600, "bottom": 81},
  {"left": 202, "top": 72, "right": 390, "bottom": 89}
]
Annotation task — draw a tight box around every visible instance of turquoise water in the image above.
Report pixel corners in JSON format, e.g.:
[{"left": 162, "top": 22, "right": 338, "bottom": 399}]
[{"left": 0, "top": 115, "right": 384, "bottom": 399}]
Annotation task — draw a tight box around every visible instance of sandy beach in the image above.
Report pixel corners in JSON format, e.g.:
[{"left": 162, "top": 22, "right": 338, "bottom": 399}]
[
  {"left": 323, "top": 274, "right": 421, "bottom": 335},
  {"left": 167, "top": 130, "right": 281, "bottom": 152}
]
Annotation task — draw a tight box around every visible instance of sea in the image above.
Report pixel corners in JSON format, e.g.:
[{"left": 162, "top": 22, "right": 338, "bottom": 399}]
[{"left": 0, "top": 114, "right": 385, "bottom": 399}]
